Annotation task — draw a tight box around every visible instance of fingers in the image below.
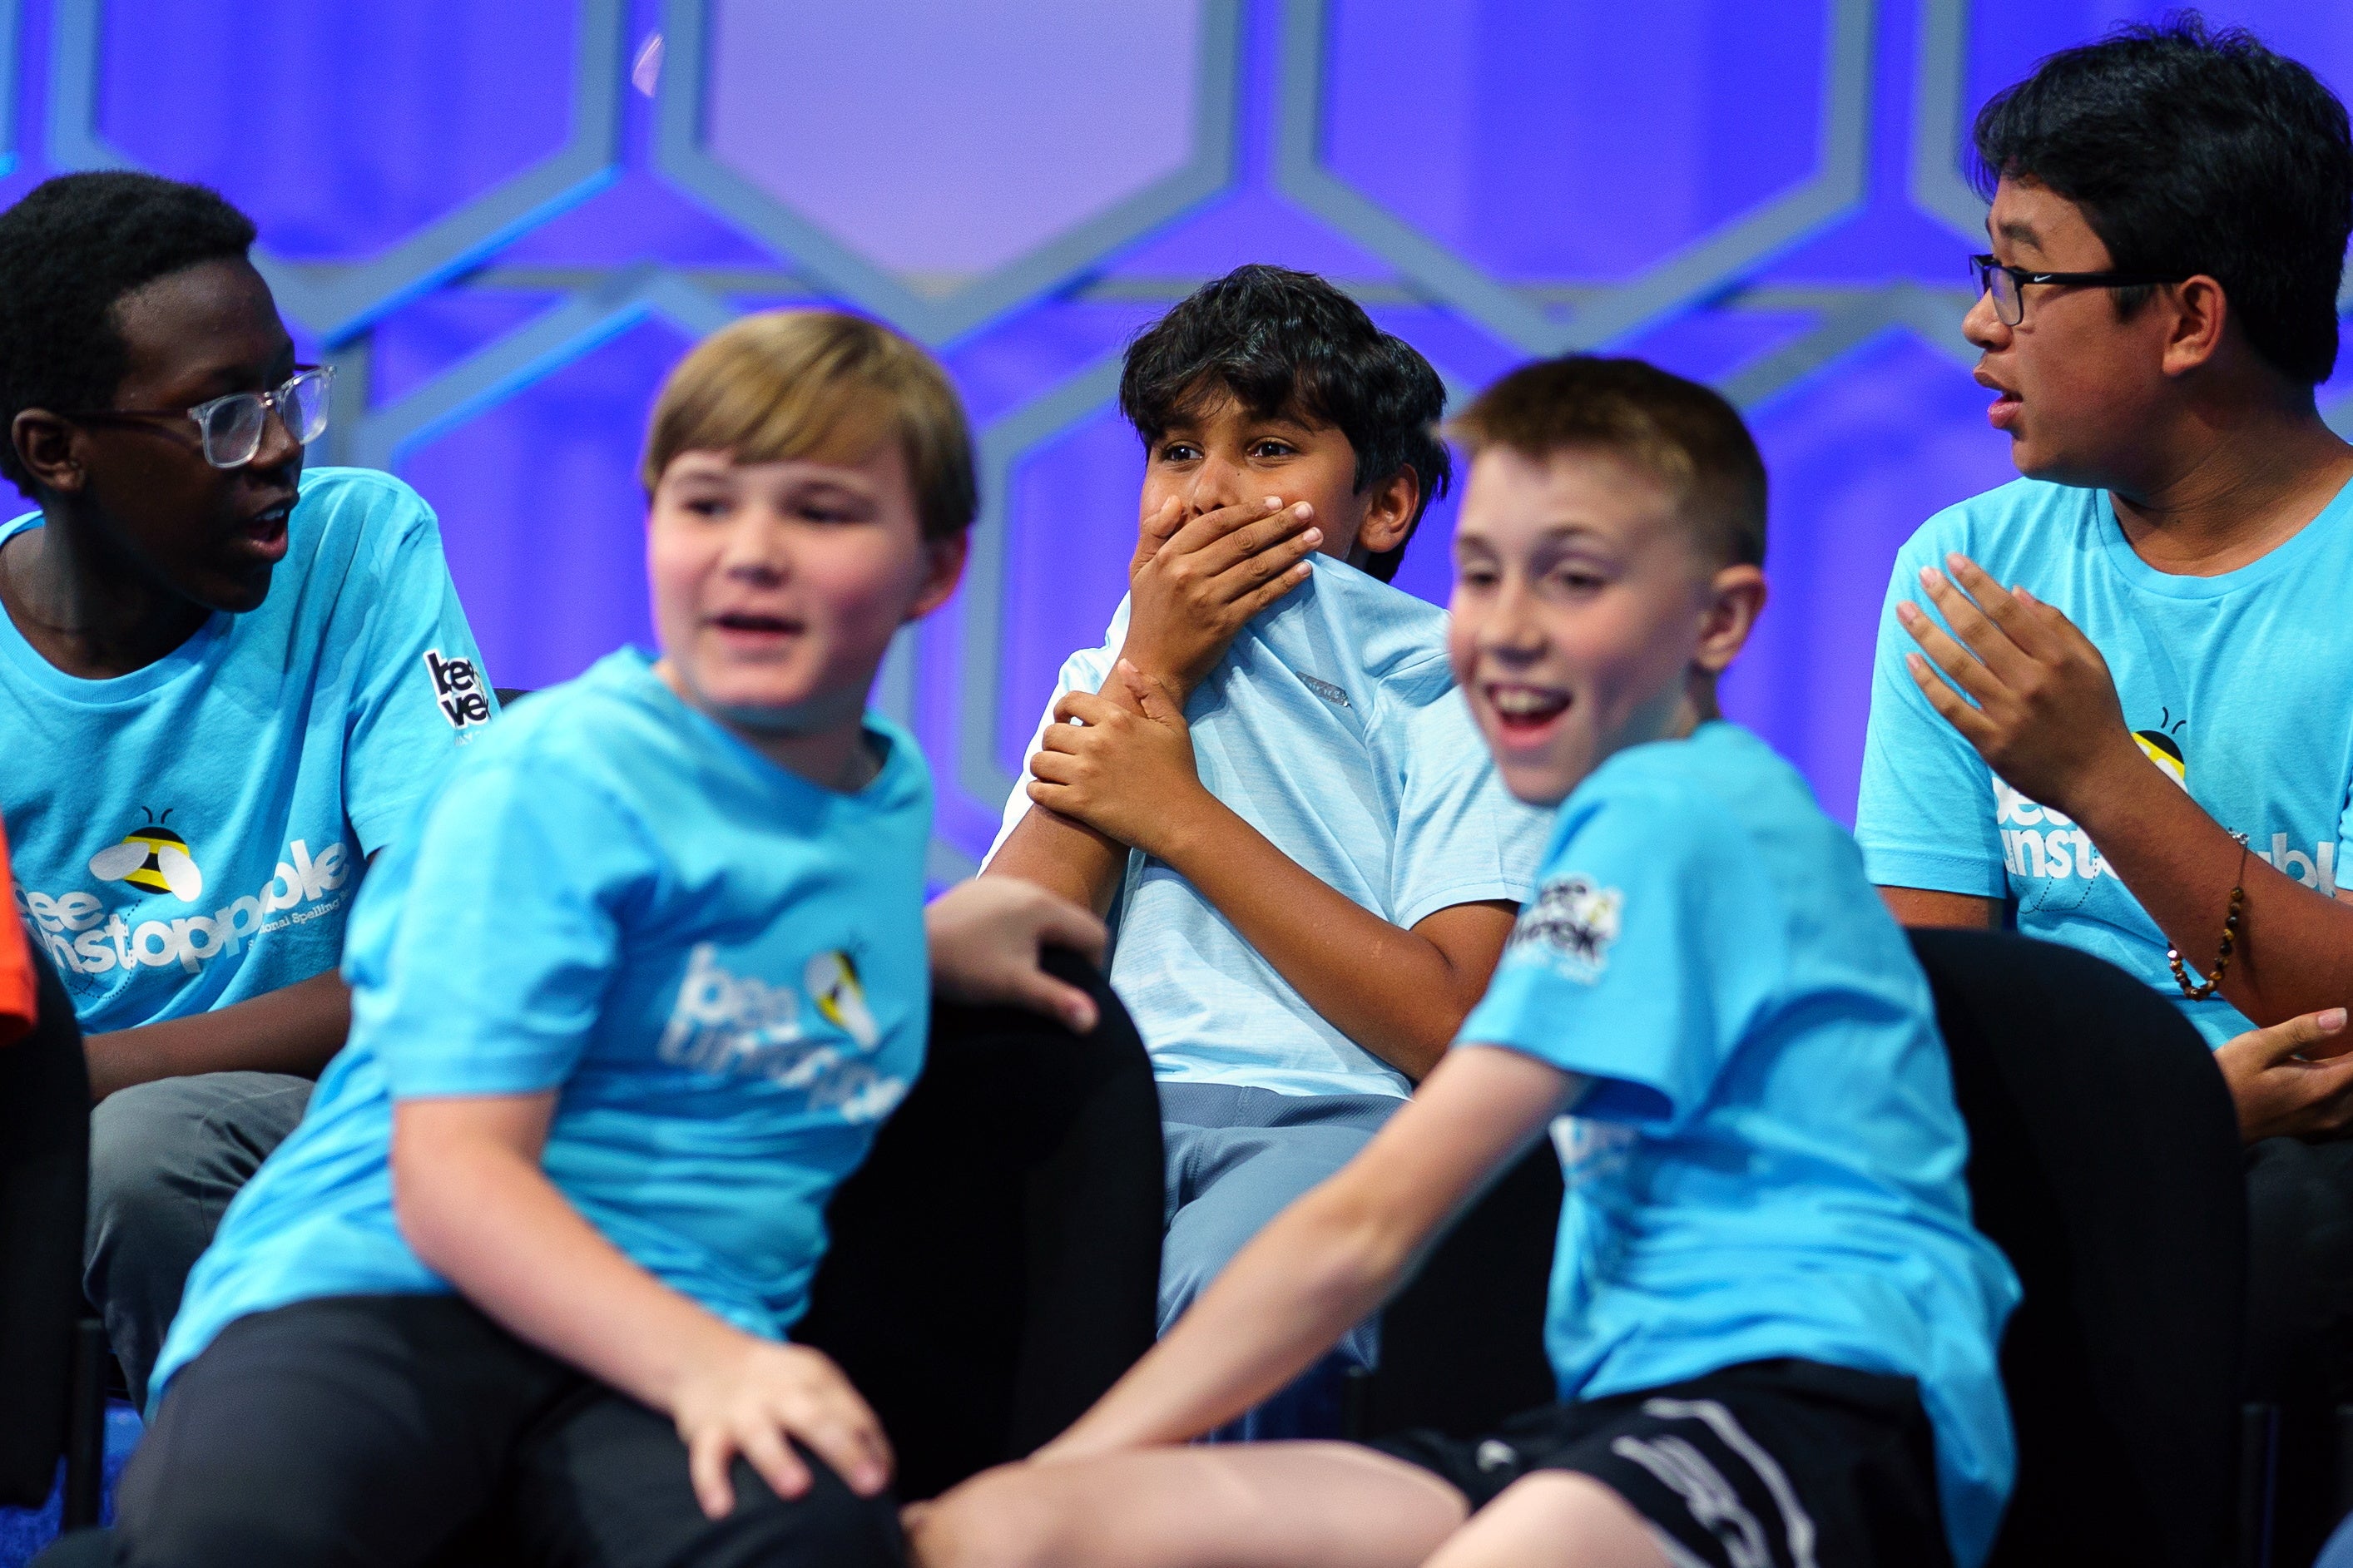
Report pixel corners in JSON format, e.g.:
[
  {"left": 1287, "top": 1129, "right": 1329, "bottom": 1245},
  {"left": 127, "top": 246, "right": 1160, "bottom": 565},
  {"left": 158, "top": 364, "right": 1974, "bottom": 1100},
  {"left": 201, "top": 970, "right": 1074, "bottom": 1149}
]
[
  {"left": 689, "top": 1426, "right": 741, "bottom": 1519},
  {"left": 1023, "top": 888, "right": 1110, "bottom": 968},
  {"left": 2250, "top": 1007, "right": 2353, "bottom": 1067},
  {"left": 738, "top": 1418, "right": 814, "bottom": 1504},
  {"left": 1900, "top": 650, "right": 1998, "bottom": 749},
  {"left": 1114, "top": 659, "right": 1183, "bottom": 727},
  {"left": 1135, "top": 495, "right": 1184, "bottom": 554},
  {"left": 783, "top": 1379, "right": 894, "bottom": 1498},
  {"left": 1941, "top": 554, "right": 2053, "bottom": 662},
  {"left": 1049, "top": 689, "right": 1123, "bottom": 730},
  {"left": 1910, "top": 566, "right": 2029, "bottom": 689},
  {"left": 1195, "top": 500, "right": 1320, "bottom": 579},
  {"left": 1013, "top": 968, "right": 1102, "bottom": 1034},
  {"left": 1158, "top": 494, "right": 1291, "bottom": 559},
  {"left": 1895, "top": 599, "right": 1999, "bottom": 710}
]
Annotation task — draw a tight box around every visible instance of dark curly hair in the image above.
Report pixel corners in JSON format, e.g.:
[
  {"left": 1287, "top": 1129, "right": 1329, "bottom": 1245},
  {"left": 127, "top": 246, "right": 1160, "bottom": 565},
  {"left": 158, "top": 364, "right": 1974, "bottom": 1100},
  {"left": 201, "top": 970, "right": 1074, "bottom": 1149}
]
[
  {"left": 0, "top": 172, "right": 260, "bottom": 495},
  {"left": 1119, "top": 265, "right": 1450, "bottom": 584},
  {"left": 1971, "top": 13, "right": 2353, "bottom": 387}
]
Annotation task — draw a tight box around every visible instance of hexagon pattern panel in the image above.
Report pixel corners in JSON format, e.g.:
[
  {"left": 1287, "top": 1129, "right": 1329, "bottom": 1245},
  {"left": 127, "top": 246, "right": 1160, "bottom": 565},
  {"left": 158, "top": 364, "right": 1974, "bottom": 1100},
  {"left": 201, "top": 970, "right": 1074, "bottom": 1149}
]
[{"left": 2, "top": 0, "right": 2347, "bottom": 866}]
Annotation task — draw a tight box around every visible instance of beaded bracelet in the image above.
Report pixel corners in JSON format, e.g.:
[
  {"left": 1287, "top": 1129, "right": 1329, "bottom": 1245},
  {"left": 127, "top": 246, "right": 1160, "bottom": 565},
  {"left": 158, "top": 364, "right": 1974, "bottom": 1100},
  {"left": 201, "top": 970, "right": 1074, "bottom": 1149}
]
[{"left": 2167, "top": 843, "right": 2248, "bottom": 1002}]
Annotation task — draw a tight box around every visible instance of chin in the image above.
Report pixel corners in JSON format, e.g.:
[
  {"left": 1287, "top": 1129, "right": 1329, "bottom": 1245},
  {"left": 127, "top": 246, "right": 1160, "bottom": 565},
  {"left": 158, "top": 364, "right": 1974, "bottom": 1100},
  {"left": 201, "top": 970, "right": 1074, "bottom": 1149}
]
[{"left": 1495, "top": 756, "right": 1578, "bottom": 809}]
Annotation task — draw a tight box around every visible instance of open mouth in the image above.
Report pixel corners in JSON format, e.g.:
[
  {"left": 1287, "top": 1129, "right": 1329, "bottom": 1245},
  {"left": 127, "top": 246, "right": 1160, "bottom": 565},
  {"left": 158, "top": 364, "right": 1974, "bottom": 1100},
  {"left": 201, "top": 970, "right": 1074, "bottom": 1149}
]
[
  {"left": 235, "top": 499, "right": 294, "bottom": 562},
  {"left": 1974, "top": 369, "right": 2021, "bottom": 429},
  {"left": 711, "top": 611, "right": 803, "bottom": 641},
  {"left": 1485, "top": 683, "right": 1570, "bottom": 739}
]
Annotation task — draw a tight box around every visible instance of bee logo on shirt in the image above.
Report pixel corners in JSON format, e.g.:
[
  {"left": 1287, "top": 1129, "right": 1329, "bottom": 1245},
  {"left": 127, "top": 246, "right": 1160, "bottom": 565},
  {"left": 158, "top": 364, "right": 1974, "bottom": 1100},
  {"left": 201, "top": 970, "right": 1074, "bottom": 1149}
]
[
  {"left": 805, "top": 950, "right": 879, "bottom": 1050},
  {"left": 2133, "top": 711, "right": 2187, "bottom": 789},
  {"left": 1508, "top": 873, "right": 1623, "bottom": 983},
  {"left": 87, "top": 809, "right": 204, "bottom": 903}
]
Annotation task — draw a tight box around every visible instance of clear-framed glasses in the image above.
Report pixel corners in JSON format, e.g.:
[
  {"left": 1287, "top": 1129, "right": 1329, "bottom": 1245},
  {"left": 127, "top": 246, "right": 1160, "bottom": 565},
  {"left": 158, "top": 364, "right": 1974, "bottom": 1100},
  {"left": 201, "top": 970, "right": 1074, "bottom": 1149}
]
[
  {"left": 64, "top": 365, "right": 334, "bottom": 469},
  {"left": 1969, "top": 255, "right": 2187, "bottom": 327}
]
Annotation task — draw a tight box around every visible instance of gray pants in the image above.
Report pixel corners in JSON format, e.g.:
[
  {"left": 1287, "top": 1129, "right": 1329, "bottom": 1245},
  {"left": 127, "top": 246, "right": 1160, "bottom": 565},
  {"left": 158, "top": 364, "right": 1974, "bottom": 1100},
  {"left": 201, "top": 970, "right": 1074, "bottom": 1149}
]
[
  {"left": 1157, "top": 1081, "right": 1400, "bottom": 1435},
  {"left": 85, "top": 1071, "right": 313, "bottom": 1409}
]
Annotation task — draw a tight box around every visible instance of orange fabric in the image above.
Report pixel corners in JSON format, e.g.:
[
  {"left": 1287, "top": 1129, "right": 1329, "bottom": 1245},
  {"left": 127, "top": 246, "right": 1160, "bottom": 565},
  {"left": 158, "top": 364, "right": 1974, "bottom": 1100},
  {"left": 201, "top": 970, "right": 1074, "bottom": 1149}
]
[{"left": 0, "top": 813, "right": 37, "bottom": 1045}]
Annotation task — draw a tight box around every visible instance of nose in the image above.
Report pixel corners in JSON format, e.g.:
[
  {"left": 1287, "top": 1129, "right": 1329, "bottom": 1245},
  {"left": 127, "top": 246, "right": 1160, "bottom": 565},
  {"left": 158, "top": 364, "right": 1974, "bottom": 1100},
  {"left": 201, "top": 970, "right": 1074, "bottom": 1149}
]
[
  {"left": 1184, "top": 451, "right": 1249, "bottom": 515},
  {"left": 1962, "top": 286, "right": 2009, "bottom": 354},
  {"left": 1478, "top": 576, "right": 1546, "bottom": 662},
  {"left": 246, "top": 398, "right": 304, "bottom": 475},
  {"left": 717, "top": 503, "right": 791, "bottom": 582}
]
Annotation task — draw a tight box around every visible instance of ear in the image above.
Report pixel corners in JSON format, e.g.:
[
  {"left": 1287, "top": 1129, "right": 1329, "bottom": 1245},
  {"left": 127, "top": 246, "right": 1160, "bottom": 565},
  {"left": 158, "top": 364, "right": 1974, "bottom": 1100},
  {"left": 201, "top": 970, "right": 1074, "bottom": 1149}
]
[
  {"left": 906, "top": 531, "right": 969, "bottom": 622},
  {"left": 2159, "top": 274, "right": 2228, "bottom": 378},
  {"left": 11, "top": 410, "right": 84, "bottom": 497},
  {"left": 1692, "top": 563, "right": 1766, "bottom": 676},
  {"left": 1351, "top": 463, "right": 1423, "bottom": 558}
]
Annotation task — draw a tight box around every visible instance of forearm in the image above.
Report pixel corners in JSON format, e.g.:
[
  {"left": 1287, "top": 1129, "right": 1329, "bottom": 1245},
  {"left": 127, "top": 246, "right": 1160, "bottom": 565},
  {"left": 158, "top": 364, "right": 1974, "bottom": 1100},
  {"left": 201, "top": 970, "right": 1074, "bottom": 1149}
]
[
  {"left": 85, "top": 968, "right": 350, "bottom": 1100},
  {"left": 983, "top": 804, "right": 1128, "bottom": 919},
  {"left": 1155, "top": 801, "right": 1482, "bottom": 1078},
  {"left": 395, "top": 1135, "right": 746, "bottom": 1414},
  {"left": 1045, "top": 1177, "right": 1412, "bottom": 1459},
  {"left": 2072, "top": 762, "right": 2353, "bottom": 1025}
]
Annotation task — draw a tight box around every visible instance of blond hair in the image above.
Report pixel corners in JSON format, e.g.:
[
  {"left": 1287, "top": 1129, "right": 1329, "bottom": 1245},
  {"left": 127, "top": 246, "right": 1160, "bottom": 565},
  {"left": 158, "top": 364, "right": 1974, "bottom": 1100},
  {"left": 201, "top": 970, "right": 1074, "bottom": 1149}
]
[{"left": 642, "top": 310, "right": 978, "bottom": 540}]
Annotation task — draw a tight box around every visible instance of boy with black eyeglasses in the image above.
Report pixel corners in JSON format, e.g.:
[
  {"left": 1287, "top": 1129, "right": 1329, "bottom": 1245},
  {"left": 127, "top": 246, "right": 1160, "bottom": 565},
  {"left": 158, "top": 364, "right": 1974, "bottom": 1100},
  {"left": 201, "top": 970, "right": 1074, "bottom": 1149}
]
[
  {"left": 1855, "top": 20, "right": 2353, "bottom": 1551},
  {"left": 0, "top": 171, "right": 493, "bottom": 1407}
]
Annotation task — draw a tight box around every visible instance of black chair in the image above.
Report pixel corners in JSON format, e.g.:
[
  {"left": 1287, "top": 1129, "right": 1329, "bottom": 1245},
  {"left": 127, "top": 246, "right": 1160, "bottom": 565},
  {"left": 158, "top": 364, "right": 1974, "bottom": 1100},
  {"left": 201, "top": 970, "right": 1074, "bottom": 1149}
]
[
  {"left": 0, "top": 947, "right": 107, "bottom": 1530},
  {"left": 791, "top": 949, "right": 1164, "bottom": 1500},
  {"left": 1913, "top": 928, "right": 2246, "bottom": 1568}
]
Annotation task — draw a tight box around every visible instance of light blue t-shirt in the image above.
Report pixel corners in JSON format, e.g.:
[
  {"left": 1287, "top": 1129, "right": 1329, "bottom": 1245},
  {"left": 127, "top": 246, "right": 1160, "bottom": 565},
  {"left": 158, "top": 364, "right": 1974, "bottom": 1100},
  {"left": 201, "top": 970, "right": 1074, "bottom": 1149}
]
[
  {"left": 152, "top": 650, "right": 933, "bottom": 1400},
  {"left": 1857, "top": 476, "right": 2353, "bottom": 1046},
  {"left": 991, "top": 555, "right": 1549, "bottom": 1098},
  {"left": 2, "top": 468, "right": 493, "bottom": 1031},
  {"left": 1465, "top": 722, "right": 2019, "bottom": 1568}
]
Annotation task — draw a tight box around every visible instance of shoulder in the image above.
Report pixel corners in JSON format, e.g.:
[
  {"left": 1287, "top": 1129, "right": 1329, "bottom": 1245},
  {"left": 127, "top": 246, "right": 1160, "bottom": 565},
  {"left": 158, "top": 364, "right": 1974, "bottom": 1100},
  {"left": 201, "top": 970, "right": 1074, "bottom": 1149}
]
[
  {"left": 1306, "top": 564, "right": 1456, "bottom": 701},
  {"left": 1894, "top": 476, "right": 2094, "bottom": 576},
  {"left": 1568, "top": 726, "right": 1817, "bottom": 872},
  {"left": 278, "top": 468, "right": 443, "bottom": 591},
  {"left": 447, "top": 655, "right": 676, "bottom": 807}
]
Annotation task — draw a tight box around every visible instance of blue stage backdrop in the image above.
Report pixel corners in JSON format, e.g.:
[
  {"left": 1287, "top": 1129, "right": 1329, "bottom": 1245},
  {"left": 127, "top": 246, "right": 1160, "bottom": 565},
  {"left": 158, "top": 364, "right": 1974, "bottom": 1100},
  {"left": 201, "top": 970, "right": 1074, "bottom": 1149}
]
[{"left": 2, "top": 0, "right": 2347, "bottom": 876}]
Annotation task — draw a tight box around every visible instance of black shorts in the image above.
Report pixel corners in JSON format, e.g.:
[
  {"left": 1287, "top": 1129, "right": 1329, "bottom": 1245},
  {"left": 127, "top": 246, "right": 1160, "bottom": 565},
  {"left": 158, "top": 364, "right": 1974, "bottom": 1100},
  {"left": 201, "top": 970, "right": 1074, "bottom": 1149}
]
[{"left": 1369, "top": 1358, "right": 1952, "bottom": 1568}]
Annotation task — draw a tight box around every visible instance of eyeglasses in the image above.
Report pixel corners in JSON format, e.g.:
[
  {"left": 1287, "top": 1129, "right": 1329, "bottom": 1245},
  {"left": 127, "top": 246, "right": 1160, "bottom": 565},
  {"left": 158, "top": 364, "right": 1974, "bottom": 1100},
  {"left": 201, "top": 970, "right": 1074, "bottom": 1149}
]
[
  {"left": 63, "top": 365, "right": 334, "bottom": 469},
  {"left": 1969, "top": 255, "right": 2187, "bottom": 327}
]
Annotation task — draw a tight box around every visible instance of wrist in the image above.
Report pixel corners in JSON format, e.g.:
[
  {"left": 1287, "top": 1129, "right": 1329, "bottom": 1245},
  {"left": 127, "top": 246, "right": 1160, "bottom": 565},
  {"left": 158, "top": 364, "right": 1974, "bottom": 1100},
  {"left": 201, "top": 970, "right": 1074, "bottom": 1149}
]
[
  {"left": 1110, "top": 640, "right": 1195, "bottom": 710},
  {"left": 2048, "top": 733, "right": 2155, "bottom": 833},
  {"left": 1136, "top": 782, "right": 1227, "bottom": 868}
]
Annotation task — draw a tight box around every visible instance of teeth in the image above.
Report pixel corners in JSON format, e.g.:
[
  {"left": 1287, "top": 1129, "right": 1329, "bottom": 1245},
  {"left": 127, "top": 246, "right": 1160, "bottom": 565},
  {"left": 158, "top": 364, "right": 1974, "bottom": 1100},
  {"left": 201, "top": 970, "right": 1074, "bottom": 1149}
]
[{"left": 1491, "top": 688, "right": 1564, "bottom": 716}]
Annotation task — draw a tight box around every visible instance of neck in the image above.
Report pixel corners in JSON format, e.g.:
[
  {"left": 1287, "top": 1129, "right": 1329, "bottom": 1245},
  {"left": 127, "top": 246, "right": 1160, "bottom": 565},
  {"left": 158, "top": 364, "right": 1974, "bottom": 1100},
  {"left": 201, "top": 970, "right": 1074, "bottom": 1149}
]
[
  {"left": 2104, "top": 393, "right": 2353, "bottom": 576},
  {"left": 0, "top": 504, "right": 211, "bottom": 678},
  {"left": 654, "top": 658, "right": 880, "bottom": 794}
]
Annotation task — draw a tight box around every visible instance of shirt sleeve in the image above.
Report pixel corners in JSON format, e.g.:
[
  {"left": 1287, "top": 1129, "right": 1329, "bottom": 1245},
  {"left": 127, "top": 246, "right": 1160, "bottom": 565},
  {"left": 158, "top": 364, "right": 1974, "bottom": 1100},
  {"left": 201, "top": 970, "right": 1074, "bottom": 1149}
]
[
  {"left": 340, "top": 484, "right": 501, "bottom": 857},
  {"left": 1853, "top": 522, "right": 2008, "bottom": 898},
  {"left": 349, "top": 759, "right": 654, "bottom": 1101},
  {"left": 1458, "top": 778, "right": 1786, "bottom": 1127},
  {"left": 982, "top": 611, "right": 1121, "bottom": 867},
  {"left": 1388, "top": 680, "right": 1550, "bottom": 928}
]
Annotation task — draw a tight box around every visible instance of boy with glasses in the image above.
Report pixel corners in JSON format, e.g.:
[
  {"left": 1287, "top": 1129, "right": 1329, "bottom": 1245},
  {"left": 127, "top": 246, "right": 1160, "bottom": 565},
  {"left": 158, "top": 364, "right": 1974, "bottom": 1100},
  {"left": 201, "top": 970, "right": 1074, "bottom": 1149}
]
[
  {"left": 0, "top": 171, "right": 493, "bottom": 1407},
  {"left": 1855, "top": 17, "right": 2353, "bottom": 1536}
]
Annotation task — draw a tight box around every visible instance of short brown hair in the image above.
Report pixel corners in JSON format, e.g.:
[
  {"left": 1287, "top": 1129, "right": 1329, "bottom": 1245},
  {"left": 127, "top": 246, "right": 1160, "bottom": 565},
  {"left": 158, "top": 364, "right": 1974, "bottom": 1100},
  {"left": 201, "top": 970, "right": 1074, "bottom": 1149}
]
[
  {"left": 1449, "top": 357, "right": 1766, "bottom": 568},
  {"left": 642, "top": 309, "right": 978, "bottom": 540}
]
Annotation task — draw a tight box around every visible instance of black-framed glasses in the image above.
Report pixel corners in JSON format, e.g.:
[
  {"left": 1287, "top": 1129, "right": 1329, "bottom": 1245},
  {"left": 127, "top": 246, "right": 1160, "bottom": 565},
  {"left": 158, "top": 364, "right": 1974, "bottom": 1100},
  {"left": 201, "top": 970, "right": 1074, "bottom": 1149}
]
[
  {"left": 1969, "top": 255, "right": 2187, "bottom": 327},
  {"left": 63, "top": 365, "right": 333, "bottom": 469}
]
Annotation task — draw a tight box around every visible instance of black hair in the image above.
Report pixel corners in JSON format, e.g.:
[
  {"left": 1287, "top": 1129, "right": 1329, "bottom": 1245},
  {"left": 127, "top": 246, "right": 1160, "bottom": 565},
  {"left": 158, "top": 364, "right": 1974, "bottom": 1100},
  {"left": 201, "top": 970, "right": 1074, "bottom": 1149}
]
[
  {"left": 1119, "top": 265, "right": 1451, "bottom": 583},
  {"left": 1970, "top": 12, "right": 2353, "bottom": 387},
  {"left": 0, "top": 171, "right": 260, "bottom": 494}
]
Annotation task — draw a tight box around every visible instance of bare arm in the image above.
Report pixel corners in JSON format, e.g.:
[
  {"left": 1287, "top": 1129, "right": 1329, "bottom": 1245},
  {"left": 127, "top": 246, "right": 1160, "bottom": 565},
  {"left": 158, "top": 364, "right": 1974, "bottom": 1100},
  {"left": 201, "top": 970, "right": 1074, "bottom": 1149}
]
[
  {"left": 1042, "top": 1045, "right": 1578, "bottom": 1460},
  {"left": 1878, "top": 888, "right": 1999, "bottom": 930},
  {"left": 85, "top": 967, "right": 350, "bottom": 1101},
  {"left": 1031, "top": 665, "right": 1516, "bottom": 1080},
  {"left": 1900, "top": 556, "right": 2353, "bottom": 1026},
  {"left": 982, "top": 804, "right": 1128, "bottom": 919},
  {"left": 393, "top": 1093, "right": 892, "bottom": 1516}
]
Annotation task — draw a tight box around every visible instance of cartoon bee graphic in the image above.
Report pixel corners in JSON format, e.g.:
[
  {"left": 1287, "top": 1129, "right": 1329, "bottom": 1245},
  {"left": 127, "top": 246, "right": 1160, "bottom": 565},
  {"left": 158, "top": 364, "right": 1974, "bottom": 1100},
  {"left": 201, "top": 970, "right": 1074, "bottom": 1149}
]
[
  {"left": 88, "top": 809, "right": 204, "bottom": 902},
  {"left": 2133, "top": 710, "right": 2188, "bottom": 789},
  {"left": 805, "top": 950, "right": 879, "bottom": 1051}
]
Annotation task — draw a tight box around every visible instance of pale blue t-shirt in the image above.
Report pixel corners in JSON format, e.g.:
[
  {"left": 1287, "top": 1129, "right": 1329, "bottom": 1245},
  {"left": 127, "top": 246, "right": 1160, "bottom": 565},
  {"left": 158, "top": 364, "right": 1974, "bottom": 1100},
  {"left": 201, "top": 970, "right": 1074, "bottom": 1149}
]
[
  {"left": 990, "top": 555, "right": 1549, "bottom": 1098},
  {"left": 1857, "top": 476, "right": 2353, "bottom": 1046},
  {"left": 1465, "top": 722, "right": 2018, "bottom": 1568},
  {"left": 152, "top": 650, "right": 932, "bottom": 1400},
  {"left": 2, "top": 467, "right": 493, "bottom": 1031}
]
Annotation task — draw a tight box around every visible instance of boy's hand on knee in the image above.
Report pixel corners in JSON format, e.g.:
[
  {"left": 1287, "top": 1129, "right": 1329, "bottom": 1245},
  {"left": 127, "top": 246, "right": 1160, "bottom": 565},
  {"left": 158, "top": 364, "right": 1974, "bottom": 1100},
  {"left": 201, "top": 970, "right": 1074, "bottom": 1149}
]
[
  {"left": 1120, "top": 495, "right": 1320, "bottom": 701},
  {"left": 926, "top": 878, "right": 1107, "bottom": 1032},
  {"left": 1033, "top": 663, "right": 1209, "bottom": 858},
  {"left": 672, "top": 1335, "right": 894, "bottom": 1516}
]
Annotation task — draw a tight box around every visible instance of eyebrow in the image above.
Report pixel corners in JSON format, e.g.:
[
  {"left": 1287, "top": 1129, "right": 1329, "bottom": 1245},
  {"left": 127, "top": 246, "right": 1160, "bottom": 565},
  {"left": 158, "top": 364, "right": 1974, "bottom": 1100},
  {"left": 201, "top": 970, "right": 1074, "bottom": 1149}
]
[{"left": 1992, "top": 218, "right": 2044, "bottom": 253}]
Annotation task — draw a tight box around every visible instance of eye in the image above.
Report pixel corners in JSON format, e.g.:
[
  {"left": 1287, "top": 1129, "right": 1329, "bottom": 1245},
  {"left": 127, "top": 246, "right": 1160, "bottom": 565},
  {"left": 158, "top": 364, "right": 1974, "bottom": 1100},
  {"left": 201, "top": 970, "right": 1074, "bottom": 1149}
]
[
  {"left": 1548, "top": 567, "right": 1607, "bottom": 593},
  {"left": 682, "top": 496, "right": 729, "bottom": 519},
  {"left": 1455, "top": 561, "right": 1499, "bottom": 589},
  {"left": 1248, "top": 439, "right": 1296, "bottom": 459},
  {"left": 1157, "top": 442, "right": 1201, "bottom": 463}
]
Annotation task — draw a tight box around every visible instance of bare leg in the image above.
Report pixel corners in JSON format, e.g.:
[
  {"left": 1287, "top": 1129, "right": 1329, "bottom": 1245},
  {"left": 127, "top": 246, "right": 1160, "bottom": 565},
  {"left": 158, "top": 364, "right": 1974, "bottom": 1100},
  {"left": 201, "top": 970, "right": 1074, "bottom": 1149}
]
[
  {"left": 1421, "top": 1472, "right": 1670, "bottom": 1568},
  {"left": 909, "top": 1441, "right": 1469, "bottom": 1568}
]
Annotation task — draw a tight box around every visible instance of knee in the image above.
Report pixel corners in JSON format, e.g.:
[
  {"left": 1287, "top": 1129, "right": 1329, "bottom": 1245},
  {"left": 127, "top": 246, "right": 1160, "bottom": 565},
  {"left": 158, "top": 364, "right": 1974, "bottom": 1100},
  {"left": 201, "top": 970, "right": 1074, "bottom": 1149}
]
[
  {"left": 905, "top": 1470, "right": 1071, "bottom": 1568},
  {"left": 87, "top": 1081, "right": 202, "bottom": 1238}
]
